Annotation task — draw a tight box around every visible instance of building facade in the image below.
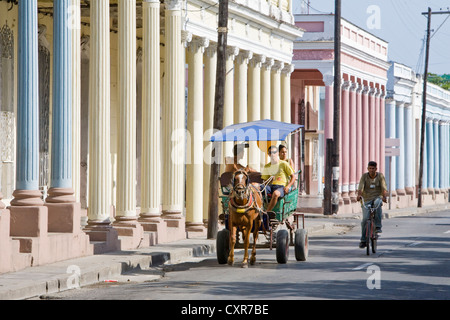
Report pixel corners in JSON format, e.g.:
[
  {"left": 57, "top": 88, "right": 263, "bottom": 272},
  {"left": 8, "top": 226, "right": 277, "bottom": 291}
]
[
  {"left": 291, "top": 14, "right": 450, "bottom": 213},
  {"left": 386, "top": 62, "right": 450, "bottom": 208},
  {"left": 292, "top": 14, "right": 390, "bottom": 213},
  {"left": 0, "top": 0, "right": 302, "bottom": 273}
]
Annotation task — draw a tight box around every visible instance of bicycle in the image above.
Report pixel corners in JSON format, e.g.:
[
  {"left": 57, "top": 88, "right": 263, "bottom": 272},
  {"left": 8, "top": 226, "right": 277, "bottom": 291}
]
[{"left": 360, "top": 196, "right": 382, "bottom": 255}]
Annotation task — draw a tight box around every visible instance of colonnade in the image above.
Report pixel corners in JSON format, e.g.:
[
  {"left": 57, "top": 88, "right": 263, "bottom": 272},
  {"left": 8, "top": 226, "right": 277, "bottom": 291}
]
[
  {"left": 422, "top": 118, "right": 450, "bottom": 195},
  {"left": 385, "top": 99, "right": 415, "bottom": 197},
  {"left": 8, "top": 0, "right": 296, "bottom": 240},
  {"left": 323, "top": 77, "right": 386, "bottom": 207},
  {"left": 185, "top": 41, "right": 295, "bottom": 229}
]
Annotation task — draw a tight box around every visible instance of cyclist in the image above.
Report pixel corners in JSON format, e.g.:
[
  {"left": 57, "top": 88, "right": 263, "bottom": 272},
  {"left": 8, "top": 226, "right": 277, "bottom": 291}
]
[{"left": 356, "top": 161, "right": 388, "bottom": 249}]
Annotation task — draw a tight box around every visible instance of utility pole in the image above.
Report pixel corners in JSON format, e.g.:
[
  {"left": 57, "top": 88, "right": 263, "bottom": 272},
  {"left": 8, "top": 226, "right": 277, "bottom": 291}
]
[
  {"left": 332, "top": 0, "right": 341, "bottom": 214},
  {"left": 418, "top": 7, "right": 431, "bottom": 208},
  {"left": 417, "top": 8, "right": 450, "bottom": 207},
  {"left": 207, "top": 0, "right": 228, "bottom": 239}
]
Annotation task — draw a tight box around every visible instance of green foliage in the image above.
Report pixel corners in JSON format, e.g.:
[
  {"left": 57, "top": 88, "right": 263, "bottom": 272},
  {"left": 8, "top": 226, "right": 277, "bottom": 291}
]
[{"left": 427, "top": 73, "right": 450, "bottom": 90}]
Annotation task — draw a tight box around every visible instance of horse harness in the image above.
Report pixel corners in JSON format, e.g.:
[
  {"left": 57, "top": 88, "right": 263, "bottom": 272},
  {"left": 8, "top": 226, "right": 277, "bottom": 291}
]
[{"left": 229, "top": 170, "right": 263, "bottom": 215}]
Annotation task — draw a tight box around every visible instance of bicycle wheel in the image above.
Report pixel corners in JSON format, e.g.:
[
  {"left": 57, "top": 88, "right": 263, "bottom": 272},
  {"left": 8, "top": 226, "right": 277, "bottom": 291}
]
[
  {"left": 365, "top": 220, "right": 371, "bottom": 256},
  {"left": 371, "top": 231, "right": 377, "bottom": 254}
]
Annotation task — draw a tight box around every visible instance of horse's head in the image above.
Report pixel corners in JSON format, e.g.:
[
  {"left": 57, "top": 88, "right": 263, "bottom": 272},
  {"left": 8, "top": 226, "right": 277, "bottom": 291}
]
[{"left": 232, "top": 169, "right": 249, "bottom": 202}]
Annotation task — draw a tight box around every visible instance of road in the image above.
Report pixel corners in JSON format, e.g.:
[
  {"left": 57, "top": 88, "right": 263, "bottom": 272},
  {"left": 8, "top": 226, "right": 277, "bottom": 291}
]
[{"left": 37, "top": 210, "right": 450, "bottom": 301}]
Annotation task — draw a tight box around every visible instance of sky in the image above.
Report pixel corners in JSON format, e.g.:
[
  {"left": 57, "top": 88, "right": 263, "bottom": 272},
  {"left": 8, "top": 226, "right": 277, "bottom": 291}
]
[{"left": 293, "top": 0, "right": 450, "bottom": 75}]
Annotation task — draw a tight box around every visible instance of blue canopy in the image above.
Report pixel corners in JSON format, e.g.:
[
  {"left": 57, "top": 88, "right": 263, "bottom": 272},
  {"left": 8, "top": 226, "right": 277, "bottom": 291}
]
[{"left": 210, "top": 119, "right": 303, "bottom": 142}]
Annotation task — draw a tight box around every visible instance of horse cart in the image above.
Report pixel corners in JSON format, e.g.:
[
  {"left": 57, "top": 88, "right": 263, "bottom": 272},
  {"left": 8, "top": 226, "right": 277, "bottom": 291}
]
[{"left": 210, "top": 119, "right": 308, "bottom": 265}]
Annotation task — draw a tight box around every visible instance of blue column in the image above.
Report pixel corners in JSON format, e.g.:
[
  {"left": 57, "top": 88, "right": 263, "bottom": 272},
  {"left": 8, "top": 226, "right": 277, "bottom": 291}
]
[
  {"left": 16, "top": 0, "right": 39, "bottom": 192},
  {"left": 422, "top": 121, "right": 428, "bottom": 190},
  {"left": 395, "top": 102, "right": 405, "bottom": 194},
  {"left": 404, "top": 104, "right": 414, "bottom": 194},
  {"left": 385, "top": 98, "right": 397, "bottom": 193},
  {"left": 50, "top": 0, "right": 72, "bottom": 190},
  {"left": 426, "top": 119, "right": 434, "bottom": 191},
  {"left": 447, "top": 123, "right": 450, "bottom": 188},
  {"left": 439, "top": 121, "right": 446, "bottom": 190},
  {"left": 433, "top": 120, "right": 439, "bottom": 190}
]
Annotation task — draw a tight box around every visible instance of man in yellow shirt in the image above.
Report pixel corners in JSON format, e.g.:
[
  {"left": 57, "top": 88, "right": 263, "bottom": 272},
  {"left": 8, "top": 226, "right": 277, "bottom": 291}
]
[{"left": 261, "top": 145, "right": 295, "bottom": 212}]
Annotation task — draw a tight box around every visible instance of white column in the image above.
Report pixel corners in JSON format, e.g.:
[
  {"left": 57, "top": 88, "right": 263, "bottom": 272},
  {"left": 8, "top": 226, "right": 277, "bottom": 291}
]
[
  {"left": 140, "top": 0, "right": 161, "bottom": 220},
  {"left": 186, "top": 37, "right": 208, "bottom": 231},
  {"left": 87, "top": 0, "right": 111, "bottom": 226},
  {"left": 115, "top": 0, "right": 137, "bottom": 222}
]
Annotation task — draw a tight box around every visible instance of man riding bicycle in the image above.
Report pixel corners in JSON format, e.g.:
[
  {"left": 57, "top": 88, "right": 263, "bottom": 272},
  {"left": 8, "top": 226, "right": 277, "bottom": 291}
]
[{"left": 356, "top": 161, "right": 388, "bottom": 249}]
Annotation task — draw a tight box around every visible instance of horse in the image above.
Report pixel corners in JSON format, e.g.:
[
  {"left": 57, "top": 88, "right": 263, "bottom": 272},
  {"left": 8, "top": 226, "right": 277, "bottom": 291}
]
[{"left": 227, "top": 169, "right": 264, "bottom": 268}]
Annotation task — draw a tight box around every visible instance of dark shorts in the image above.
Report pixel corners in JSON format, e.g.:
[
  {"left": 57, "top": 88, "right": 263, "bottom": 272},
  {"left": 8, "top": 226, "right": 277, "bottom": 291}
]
[{"left": 261, "top": 184, "right": 285, "bottom": 198}]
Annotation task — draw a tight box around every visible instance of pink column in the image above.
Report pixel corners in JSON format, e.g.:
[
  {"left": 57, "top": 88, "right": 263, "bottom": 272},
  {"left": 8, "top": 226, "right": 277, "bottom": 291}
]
[
  {"left": 374, "top": 88, "right": 381, "bottom": 167},
  {"left": 362, "top": 86, "right": 369, "bottom": 171},
  {"left": 323, "top": 76, "right": 334, "bottom": 169},
  {"left": 356, "top": 84, "right": 363, "bottom": 181},
  {"left": 324, "top": 78, "right": 334, "bottom": 140},
  {"left": 380, "top": 90, "right": 386, "bottom": 175},
  {"left": 341, "top": 82, "right": 350, "bottom": 204},
  {"left": 369, "top": 87, "right": 376, "bottom": 162},
  {"left": 349, "top": 82, "right": 357, "bottom": 201}
]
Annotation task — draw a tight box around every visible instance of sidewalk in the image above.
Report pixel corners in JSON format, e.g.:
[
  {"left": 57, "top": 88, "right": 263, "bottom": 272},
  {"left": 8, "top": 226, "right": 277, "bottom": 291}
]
[{"left": 0, "top": 202, "right": 448, "bottom": 300}]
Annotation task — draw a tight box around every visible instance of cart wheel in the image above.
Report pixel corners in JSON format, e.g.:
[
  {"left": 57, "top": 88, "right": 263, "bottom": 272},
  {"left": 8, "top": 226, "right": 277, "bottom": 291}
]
[
  {"left": 294, "top": 229, "right": 308, "bottom": 261},
  {"left": 216, "top": 229, "right": 230, "bottom": 264},
  {"left": 276, "top": 229, "right": 289, "bottom": 264}
]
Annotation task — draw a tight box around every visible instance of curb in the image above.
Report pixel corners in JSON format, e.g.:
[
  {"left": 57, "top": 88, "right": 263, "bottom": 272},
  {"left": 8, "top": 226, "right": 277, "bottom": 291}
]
[{"left": 0, "top": 241, "right": 217, "bottom": 300}]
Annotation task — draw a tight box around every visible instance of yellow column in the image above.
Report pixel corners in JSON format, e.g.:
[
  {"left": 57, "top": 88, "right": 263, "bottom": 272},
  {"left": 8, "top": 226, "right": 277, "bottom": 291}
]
[
  {"left": 140, "top": 0, "right": 161, "bottom": 221},
  {"left": 186, "top": 37, "right": 208, "bottom": 234},
  {"left": 162, "top": 0, "right": 185, "bottom": 222},
  {"left": 248, "top": 54, "right": 265, "bottom": 171},
  {"left": 234, "top": 50, "right": 252, "bottom": 124},
  {"left": 261, "top": 58, "right": 274, "bottom": 120},
  {"left": 71, "top": 0, "right": 81, "bottom": 203},
  {"left": 223, "top": 46, "right": 238, "bottom": 171},
  {"left": 87, "top": 0, "right": 111, "bottom": 227},
  {"left": 271, "top": 60, "right": 284, "bottom": 122},
  {"left": 115, "top": 0, "right": 137, "bottom": 221},
  {"left": 203, "top": 44, "right": 217, "bottom": 222},
  {"left": 281, "top": 64, "right": 293, "bottom": 124}
]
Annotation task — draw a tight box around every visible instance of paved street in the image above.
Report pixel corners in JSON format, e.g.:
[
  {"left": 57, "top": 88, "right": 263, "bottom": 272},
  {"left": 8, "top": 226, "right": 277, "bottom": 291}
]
[{"left": 36, "top": 210, "right": 450, "bottom": 301}]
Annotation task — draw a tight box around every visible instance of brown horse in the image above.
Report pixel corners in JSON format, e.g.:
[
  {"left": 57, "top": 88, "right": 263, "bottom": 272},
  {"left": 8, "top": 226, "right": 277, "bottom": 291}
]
[{"left": 227, "top": 170, "right": 264, "bottom": 267}]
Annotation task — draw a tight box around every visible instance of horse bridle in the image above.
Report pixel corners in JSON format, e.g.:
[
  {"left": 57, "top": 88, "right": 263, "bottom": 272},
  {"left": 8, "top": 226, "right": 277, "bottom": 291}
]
[
  {"left": 231, "top": 169, "right": 250, "bottom": 199},
  {"left": 230, "top": 170, "right": 264, "bottom": 215}
]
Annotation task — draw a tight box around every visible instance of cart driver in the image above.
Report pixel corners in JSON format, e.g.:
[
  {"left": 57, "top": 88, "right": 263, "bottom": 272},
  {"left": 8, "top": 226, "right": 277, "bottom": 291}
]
[
  {"left": 224, "top": 143, "right": 257, "bottom": 173},
  {"left": 261, "top": 145, "right": 295, "bottom": 214}
]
